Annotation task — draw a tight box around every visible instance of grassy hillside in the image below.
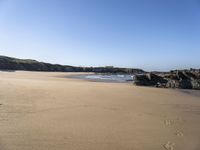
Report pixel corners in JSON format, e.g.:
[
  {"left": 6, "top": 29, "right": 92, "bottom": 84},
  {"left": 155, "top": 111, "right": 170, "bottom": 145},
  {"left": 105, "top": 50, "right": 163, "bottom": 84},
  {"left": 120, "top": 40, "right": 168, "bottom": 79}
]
[{"left": 0, "top": 55, "right": 144, "bottom": 74}]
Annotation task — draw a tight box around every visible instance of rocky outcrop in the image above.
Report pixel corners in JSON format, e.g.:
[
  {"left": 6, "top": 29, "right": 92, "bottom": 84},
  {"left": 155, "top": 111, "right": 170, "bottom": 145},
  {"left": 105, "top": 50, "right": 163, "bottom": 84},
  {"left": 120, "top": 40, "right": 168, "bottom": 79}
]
[
  {"left": 134, "top": 69, "right": 200, "bottom": 90},
  {"left": 165, "top": 70, "right": 200, "bottom": 89},
  {"left": 134, "top": 73, "right": 167, "bottom": 87}
]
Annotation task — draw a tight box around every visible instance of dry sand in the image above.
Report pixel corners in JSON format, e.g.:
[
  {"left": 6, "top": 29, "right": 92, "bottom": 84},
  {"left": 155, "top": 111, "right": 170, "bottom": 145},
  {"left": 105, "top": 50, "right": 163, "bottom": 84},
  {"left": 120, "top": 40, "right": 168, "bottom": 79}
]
[{"left": 0, "top": 71, "right": 199, "bottom": 150}]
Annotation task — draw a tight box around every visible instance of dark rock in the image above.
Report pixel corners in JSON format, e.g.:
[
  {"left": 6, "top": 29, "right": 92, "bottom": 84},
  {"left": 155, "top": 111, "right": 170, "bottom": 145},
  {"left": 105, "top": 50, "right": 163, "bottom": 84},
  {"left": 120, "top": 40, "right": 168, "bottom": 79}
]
[
  {"left": 147, "top": 73, "right": 168, "bottom": 84},
  {"left": 176, "top": 71, "right": 189, "bottom": 80},
  {"left": 179, "top": 79, "right": 193, "bottom": 89},
  {"left": 135, "top": 70, "right": 200, "bottom": 90},
  {"left": 134, "top": 74, "right": 152, "bottom": 86},
  {"left": 134, "top": 73, "right": 167, "bottom": 87}
]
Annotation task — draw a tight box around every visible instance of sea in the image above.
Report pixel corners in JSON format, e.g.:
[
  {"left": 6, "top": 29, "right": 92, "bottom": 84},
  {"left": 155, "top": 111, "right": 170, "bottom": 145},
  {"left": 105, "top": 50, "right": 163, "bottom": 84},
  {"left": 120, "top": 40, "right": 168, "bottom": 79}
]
[{"left": 69, "top": 74, "right": 134, "bottom": 83}]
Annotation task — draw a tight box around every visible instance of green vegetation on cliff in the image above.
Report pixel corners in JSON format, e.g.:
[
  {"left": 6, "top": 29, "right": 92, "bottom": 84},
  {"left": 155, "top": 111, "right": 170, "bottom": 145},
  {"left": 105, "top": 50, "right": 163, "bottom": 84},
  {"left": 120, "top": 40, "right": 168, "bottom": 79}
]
[{"left": 0, "top": 56, "right": 144, "bottom": 74}]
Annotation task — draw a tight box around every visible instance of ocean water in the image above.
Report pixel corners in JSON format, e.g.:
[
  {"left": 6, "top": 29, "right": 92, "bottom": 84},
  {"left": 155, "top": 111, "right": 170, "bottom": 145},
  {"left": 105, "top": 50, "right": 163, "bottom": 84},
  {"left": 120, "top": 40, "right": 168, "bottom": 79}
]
[{"left": 71, "top": 74, "right": 134, "bottom": 83}]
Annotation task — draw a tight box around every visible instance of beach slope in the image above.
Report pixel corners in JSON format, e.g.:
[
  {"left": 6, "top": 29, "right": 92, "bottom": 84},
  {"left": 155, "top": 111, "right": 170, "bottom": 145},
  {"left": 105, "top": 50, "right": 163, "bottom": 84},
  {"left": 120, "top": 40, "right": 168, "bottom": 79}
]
[{"left": 0, "top": 71, "right": 199, "bottom": 150}]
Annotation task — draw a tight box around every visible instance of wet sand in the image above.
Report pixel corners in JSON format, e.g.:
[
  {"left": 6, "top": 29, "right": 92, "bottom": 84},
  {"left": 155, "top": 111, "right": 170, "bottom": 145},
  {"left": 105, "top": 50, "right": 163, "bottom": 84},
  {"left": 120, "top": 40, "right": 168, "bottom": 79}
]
[{"left": 0, "top": 71, "right": 200, "bottom": 150}]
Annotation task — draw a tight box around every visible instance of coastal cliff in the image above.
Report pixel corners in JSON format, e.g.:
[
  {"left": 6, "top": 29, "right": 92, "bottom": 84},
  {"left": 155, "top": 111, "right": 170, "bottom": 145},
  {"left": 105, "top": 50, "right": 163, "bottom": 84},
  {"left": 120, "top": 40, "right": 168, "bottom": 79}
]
[{"left": 0, "top": 55, "right": 144, "bottom": 74}]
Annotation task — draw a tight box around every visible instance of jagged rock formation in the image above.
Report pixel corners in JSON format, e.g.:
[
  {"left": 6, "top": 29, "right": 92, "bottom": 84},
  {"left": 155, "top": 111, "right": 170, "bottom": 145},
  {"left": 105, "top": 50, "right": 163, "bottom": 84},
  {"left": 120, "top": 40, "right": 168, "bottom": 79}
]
[
  {"left": 134, "top": 69, "right": 200, "bottom": 90},
  {"left": 134, "top": 73, "right": 167, "bottom": 87},
  {"left": 165, "top": 70, "right": 200, "bottom": 89},
  {"left": 0, "top": 55, "right": 144, "bottom": 74}
]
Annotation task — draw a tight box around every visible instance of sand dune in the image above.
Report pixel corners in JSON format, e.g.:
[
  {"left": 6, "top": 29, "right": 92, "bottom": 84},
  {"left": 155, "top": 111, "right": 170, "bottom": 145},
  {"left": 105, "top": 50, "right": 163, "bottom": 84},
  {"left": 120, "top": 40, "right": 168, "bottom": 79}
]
[{"left": 0, "top": 71, "right": 199, "bottom": 150}]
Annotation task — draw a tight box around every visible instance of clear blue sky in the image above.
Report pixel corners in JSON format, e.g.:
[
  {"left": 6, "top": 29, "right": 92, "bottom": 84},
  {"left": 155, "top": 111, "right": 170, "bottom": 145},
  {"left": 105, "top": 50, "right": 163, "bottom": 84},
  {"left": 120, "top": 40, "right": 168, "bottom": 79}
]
[{"left": 0, "top": 0, "right": 200, "bottom": 71}]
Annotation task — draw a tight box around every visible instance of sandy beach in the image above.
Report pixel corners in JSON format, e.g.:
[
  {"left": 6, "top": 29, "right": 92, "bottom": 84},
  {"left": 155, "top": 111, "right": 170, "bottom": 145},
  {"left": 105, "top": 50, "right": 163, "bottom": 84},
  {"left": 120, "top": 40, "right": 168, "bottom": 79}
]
[{"left": 0, "top": 71, "right": 199, "bottom": 150}]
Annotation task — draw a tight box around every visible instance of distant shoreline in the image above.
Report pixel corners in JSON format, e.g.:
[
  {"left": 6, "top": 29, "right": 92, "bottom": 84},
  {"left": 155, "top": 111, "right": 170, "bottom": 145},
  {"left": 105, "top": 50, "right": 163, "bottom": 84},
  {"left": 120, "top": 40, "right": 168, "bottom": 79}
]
[{"left": 0, "top": 55, "right": 144, "bottom": 74}]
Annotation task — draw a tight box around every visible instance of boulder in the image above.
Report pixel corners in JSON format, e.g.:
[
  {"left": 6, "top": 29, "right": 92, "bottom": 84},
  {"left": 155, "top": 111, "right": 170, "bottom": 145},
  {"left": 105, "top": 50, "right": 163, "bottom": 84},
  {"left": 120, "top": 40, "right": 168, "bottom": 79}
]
[
  {"left": 190, "top": 79, "right": 200, "bottom": 90},
  {"left": 134, "top": 74, "right": 151, "bottom": 86},
  {"left": 166, "top": 80, "right": 179, "bottom": 88},
  {"left": 179, "top": 79, "right": 193, "bottom": 89},
  {"left": 134, "top": 73, "right": 167, "bottom": 87},
  {"left": 147, "top": 73, "right": 168, "bottom": 84}
]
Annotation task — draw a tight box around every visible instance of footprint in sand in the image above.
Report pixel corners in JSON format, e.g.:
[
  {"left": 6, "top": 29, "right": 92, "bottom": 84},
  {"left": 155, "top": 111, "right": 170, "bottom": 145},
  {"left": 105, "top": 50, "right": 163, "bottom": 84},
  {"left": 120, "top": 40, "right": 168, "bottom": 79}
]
[
  {"left": 175, "top": 130, "right": 184, "bottom": 137},
  {"left": 164, "top": 119, "right": 172, "bottom": 126},
  {"left": 163, "top": 141, "right": 175, "bottom": 150}
]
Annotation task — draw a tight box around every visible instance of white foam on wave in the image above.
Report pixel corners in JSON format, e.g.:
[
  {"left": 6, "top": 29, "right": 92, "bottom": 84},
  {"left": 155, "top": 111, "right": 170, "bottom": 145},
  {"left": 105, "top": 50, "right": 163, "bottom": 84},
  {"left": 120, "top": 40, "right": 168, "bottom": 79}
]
[{"left": 85, "top": 74, "right": 133, "bottom": 82}]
